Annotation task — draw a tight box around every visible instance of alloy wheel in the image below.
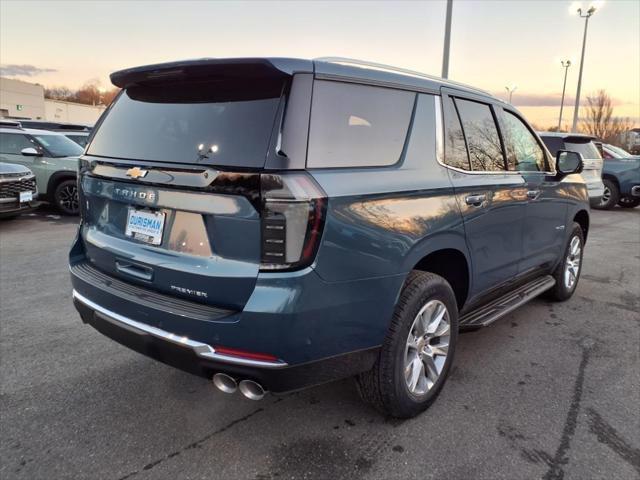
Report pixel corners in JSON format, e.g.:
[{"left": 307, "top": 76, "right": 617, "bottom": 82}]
[
  {"left": 404, "top": 300, "right": 451, "bottom": 396},
  {"left": 58, "top": 184, "right": 79, "bottom": 213},
  {"left": 564, "top": 236, "right": 582, "bottom": 290}
]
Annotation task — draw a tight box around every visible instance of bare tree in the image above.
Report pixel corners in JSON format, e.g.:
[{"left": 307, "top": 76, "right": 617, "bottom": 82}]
[
  {"left": 44, "top": 86, "right": 74, "bottom": 101},
  {"left": 581, "top": 89, "right": 634, "bottom": 145},
  {"left": 44, "top": 79, "right": 120, "bottom": 107}
]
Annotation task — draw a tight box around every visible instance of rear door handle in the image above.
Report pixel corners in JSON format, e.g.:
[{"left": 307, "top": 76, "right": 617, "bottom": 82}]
[
  {"left": 115, "top": 261, "right": 153, "bottom": 281},
  {"left": 527, "top": 190, "right": 541, "bottom": 200},
  {"left": 465, "top": 194, "right": 486, "bottom": 206}
]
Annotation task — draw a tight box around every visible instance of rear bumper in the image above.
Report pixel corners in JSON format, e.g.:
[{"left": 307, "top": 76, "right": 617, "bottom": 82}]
[{"left": 72, "top": 289, "right": 379, "bottom": 392}]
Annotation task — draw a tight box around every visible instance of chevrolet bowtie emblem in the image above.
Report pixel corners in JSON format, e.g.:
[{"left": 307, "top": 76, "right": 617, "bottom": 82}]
[{"left": 126, "top": 167, "right": 148, "bottom": 179}]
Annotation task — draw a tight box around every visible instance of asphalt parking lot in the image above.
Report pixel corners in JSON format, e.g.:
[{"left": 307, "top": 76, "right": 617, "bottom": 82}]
[{"left": 1, "top": 207, "right": 638, "bottom": 480}]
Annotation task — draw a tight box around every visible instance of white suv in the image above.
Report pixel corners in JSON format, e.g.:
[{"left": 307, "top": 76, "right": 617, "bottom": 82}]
[{"left": 538, "top": 132, "right": 605, "bottom": 206}]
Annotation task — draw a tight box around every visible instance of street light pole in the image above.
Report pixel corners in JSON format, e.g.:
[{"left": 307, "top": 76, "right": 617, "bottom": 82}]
[
  {"left": 571, "top": 5, "right": 597, "bottom": 132},
  {"left": 558, "top": 60, "right": 572, "bottom": 131},
  {"left": 505, "top": 85, "right": 517, "bottom": 104},
  {"left": 441, "top": 0, "right": 453, "bottom": 79}
]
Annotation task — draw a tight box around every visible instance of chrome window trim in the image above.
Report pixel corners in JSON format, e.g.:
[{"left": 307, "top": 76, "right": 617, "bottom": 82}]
[
  {"left": 435, "top": 95, "right": 555, "bottom": 176},
  {"left": 72, "top": 290, "right": 288, "bottom": 369}
]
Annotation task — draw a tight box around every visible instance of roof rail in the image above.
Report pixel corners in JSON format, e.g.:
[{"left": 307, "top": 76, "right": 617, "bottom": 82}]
[
  {"left": 315, "top": 57, "right": 442, "bottom": 81},
  {"left": 314, "top": 57, "right": 492, "bottom": 96},
  {"left": 0, "top": 119, "right": 23, "bottom": 128}
]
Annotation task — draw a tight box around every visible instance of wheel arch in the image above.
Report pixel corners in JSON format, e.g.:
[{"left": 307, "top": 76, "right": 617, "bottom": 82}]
[
  {"left": 573, "top": 209, "right": 589, "bottom": 243},
  {"left": 602, "top": 173, "right": 620, "bottom": 190},
  {"left": 410, "top": 242, "right": 471, "bottom": 311},
  {"left": 46, "top": 171, "right": 77, "bottom": 201}
]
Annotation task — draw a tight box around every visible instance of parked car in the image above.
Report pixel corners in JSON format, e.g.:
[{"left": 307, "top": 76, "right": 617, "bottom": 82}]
[
  {"left": 16, "top": 121, "right": 92, "bottom": 147},
  {"left": 538, "top": 132, "right": 604, "bottom": 206},
  {"left": 598, "top": 143, "right": 640, "bottom": 209},
  {"left": 69, "top": 58, "right": 589, "bottom": 418},
  {"left": 0, "top": 162, "right": 38, "bottom": 218},
  {"left": 0, "top": 124, "right": 83, "bottom": 214}
]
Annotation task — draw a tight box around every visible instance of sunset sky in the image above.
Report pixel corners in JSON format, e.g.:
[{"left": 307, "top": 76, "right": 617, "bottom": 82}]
[{"left": 1, "top": 0, "right": 638, "bottom": 127}]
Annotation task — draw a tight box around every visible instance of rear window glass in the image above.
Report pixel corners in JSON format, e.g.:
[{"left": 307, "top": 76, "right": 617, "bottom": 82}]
[
  {"left": 87, "top": 79, "right": 284, "bottom": 167},
  {"left": 307, "top": 81, "right": 415, "bottom": 168},
  {"left": 565, "top": 141, "right": 601, "bottom": 159}
]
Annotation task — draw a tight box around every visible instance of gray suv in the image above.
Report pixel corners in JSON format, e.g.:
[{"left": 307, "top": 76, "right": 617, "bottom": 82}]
[
  {"left": 69, "top": 58, "right": 589, "bottom": 418},
  {"left": 0, "top": 123, "right": 83, "bottom": 214}
]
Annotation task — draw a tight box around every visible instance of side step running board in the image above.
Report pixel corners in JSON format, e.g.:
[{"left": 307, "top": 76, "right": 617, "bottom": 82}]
[{"left": 460, "top": 275, "right": 555, "bottom": 328}]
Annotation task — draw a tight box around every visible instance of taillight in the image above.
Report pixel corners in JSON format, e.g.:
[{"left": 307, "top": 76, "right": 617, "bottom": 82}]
[{"left": 260, "top": 172, "right": 327, "bottom": 271}]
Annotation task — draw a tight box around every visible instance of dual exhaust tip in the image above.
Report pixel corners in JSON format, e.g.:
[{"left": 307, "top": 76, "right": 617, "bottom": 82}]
[{"left": 212, "top": 373, "right": 265, "bottom": 401}]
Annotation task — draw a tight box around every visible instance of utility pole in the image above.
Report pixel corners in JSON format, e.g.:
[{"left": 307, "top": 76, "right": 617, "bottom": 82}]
[
  {"left": 558, "top": 60, "right": 572, "bottom": 131},
  {"left": 441, "top": 0, "right": 453, "bottom": 79},
  {"left": 571, "top": 5, "right": 598, "bottom": 132}
]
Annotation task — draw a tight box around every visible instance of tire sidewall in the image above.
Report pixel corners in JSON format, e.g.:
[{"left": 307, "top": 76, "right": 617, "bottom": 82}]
[
  {"left": 596, "top": 179, "right": 619, "bottom": 210},
  {"left": 555, "top": 224, "right": 584, "bottom": 299},
  {"left": 54, "top": 179, "right": 79, "bottom": 215},
  {"left": 388, "top": 277, "right": 458, "bottom": 416},
  {"left": 618, "top": 197, "right": 640, "bottom": 208}
]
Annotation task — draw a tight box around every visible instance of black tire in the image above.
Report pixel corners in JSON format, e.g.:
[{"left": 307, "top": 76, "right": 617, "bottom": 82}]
[
  {"left": 618, "top": 196, "right": 640, "bottom": 209},
  {"left": 53, "top": 178, "right": 79, "bottom": 215},
  {"left": 594, "top": 178, "right": 619, "bottom": 210},
  {"left": 356, "top": 271, "right": 458, "bottom": 418},
  {"left": 546, "top": 222, "right": 584, "bottom": 302}
]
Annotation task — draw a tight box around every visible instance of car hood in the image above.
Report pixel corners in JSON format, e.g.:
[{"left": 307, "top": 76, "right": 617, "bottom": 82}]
[{"left": 0, "top": 162, "right": 33, "bottom": 176}]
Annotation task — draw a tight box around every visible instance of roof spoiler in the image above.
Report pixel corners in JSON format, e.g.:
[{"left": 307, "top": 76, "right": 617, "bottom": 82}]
[{"left": 110, "top": 57, "right": 313, "bottom": 88}]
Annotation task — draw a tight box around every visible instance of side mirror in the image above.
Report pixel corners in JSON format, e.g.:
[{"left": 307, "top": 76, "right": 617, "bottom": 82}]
[
  {"left": 556, "top": 150, "right": 583, "bottom": 177},
  {"left": 21, "top": 147, "right": 42, "bottom": 157}
]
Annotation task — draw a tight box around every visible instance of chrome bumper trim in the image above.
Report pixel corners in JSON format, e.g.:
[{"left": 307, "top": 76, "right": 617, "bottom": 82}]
[{"left": 72, "top": 290, "right": 288, "bottom": 369}]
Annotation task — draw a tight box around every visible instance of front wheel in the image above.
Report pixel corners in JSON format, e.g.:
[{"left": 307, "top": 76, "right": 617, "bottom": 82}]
[
  {"left": 618, "top": 196, "right": 640, "bottom": 209},
  {"left": 53, "top": 179, "right": 79, "bottom": 215},
  {"left": 356, "top": 271, "right": 458, "bottom": 418},
  {"left": 546, "top": 222, "right": 584, "bottom": 302}
]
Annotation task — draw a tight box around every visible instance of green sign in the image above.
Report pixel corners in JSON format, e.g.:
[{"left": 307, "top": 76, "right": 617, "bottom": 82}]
[{"left": 16, "top": 105, "right": 23, "bottom": 111}]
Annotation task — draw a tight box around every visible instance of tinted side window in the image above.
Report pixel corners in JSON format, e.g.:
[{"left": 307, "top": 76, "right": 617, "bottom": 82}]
[
  {"left": 0, "top": 133, "right": 35, "bottom": 154},
  {"left": 443, "top": 96, "right": 471, "bottom": 170},
  {"left": 502, "top": 111, "right": 546, "bottom": 172},
  {"left": 307, "top": 81, "right": 415, "bottom": 168},
  {"left": 539, "top": 136, "right": 564, "bottom": 157},
  {"left": 454, "top": 98, "right": 505, "bottom": 171}
]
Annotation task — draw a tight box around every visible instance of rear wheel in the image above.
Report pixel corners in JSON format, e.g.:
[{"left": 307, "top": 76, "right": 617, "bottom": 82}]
[
  {"left": 546, "top": 222, "right": 584, "bottom": 302},
  {"left": 53, "top": 179, "right": 79, "bottom": 215},
  {"left": 595, "top": 179, "right": 619, "bottom": 210},
  {"left": 618, "top": 196, "right": 640, "bottom": 208},
  {"left": 356, "top": 271, "right": 458, "bottom": 418}
]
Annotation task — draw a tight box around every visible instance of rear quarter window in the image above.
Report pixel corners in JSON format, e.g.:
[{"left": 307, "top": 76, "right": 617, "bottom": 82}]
[
  {"left": 565, "top": 141, "right": 601, "bottom": 159},
  {"left": 307, "top": 81, "right": 415, "bottom": 168}
]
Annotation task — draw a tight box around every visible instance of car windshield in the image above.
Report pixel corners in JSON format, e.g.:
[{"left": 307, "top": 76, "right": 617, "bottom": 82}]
[
  {"left": 65, "top": 134, "right": 89, "bottom": 147},
  {"left": 605, "top": 145, "right": 632, "bottom": 158},
  {"left": 33, "top": 134, "right": 84, "bottom": 157}
]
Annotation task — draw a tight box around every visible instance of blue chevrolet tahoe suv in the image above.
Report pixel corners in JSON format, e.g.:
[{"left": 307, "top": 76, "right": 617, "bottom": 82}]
[{"left": 69, "top": 58, "right": 590, "bottom": 418}]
